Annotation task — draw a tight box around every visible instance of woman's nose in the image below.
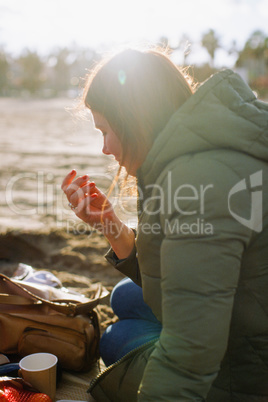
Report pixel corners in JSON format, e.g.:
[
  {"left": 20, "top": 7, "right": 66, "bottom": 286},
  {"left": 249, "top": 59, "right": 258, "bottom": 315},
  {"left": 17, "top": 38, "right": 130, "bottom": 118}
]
[{"left": 102, "top": 141, "right": 110, "bottom": 155}]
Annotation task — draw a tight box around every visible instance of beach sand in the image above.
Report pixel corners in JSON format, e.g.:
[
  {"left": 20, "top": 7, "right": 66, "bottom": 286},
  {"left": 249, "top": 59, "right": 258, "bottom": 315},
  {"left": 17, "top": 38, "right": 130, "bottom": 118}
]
[
  {"left": 0, "top": 97, "right": 137, "bottom": 400},
  {"left": 0, "top": 95, "right": 130, "bottom": 284},
  {"left": 0, "top": 96, "right": 136, "bottom": 279}
]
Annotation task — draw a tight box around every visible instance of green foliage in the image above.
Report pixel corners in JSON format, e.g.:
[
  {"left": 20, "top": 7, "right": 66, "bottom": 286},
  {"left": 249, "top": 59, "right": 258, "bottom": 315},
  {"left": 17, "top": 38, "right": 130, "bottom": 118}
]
[
  {"left": 0, "top": 30, "right": 267, "bottom": 98},
  {"left": 201, "top": 29, "right": 220, "bottom": 68},
  {"left": 0, "top": 44, "right": 99, "bottom": 97},
  {"left": 0, "top": 51, "right": 10, "bottom": 95},
  {"left": 241, "top": 30, "right": 268, "bottom": 61},
  {"left": 17, "top": 50, "right": 44, "bottom": 94},
  {"left": 236, "top": 30, "right": 268, "bottom": 97},
  {"left": 189, "top": 64, "right": 218, "bottom": 84}
]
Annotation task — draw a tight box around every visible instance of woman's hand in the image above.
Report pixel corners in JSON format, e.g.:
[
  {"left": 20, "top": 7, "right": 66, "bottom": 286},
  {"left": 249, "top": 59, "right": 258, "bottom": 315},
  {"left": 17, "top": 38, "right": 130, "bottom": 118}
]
[
  {"left": 61, "top": 169, "right": 115, "bottom": 230},
  {"left": 61, "top": 169, "right": 135, "bottom": 259}
]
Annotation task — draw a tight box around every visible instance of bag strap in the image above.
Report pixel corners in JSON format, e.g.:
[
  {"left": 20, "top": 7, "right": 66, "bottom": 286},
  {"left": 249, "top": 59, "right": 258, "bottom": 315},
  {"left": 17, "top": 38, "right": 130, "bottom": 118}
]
[
  {"left": 0, "top": 274, "right": 107, "bottom": 316},
  {"left": 0, "top": 293, "right": 42, "bottom": 305}
]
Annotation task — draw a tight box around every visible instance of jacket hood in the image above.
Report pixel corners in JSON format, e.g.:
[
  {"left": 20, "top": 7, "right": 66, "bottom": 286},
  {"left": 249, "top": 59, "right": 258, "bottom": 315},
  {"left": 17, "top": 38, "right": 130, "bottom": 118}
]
[{"left": 139, "top": 69, "right": 268, "bottom": 185}]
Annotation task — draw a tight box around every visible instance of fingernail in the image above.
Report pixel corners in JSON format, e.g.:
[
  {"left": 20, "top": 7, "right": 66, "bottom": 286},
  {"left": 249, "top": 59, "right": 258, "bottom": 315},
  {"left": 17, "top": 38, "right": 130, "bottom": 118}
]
[
  {"left": 89, "top": 182, "right": 95, "bottom": 187},
  {"left": 70, "top": 169, "right": 76, "bottom": 175},
  {"left": 82, "top": 174, "right": 89, "bottom": 180}
]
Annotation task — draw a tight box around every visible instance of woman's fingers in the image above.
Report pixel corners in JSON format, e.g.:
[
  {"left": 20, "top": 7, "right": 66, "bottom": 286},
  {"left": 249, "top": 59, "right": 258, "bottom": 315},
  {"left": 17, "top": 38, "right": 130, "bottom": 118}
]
[
  {"left": 62, "top": 171, "right": 114, "bottom": 226},
  {"left": 62, "top": 171, "right": 89, "bottom": 195},
  {"left": 62, "top": 171, "right": 96, "bottom": 206},
  {"left": 69, "top": 181, "right": 96, "bottom": 207},
  {"left": 61, "top": 169, "right": 76, "bottom": 192},
  {"left": 75, "top": 193, "right": 99, "bottom": 217},
  {"left": 65, "top": 175, "right": 90, "bottom": 198},
  {"left": 76, "top": 190, "right": 107, "bottom": 215}
]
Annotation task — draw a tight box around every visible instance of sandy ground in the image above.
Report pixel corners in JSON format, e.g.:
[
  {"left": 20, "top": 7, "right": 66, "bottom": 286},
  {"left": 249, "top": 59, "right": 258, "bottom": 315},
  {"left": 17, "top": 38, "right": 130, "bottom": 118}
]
[
  {"left": 0, "top": 95, "right": 132, "bottom": 283},
  {"left": 0, "top": 94, "right": 138, "bottom": 319},
  {"left": 0, "top": 97, "right": 137, "bottom": 400},
  {"left": 0, "top": 96, "right": 136, "bottom": 276}
]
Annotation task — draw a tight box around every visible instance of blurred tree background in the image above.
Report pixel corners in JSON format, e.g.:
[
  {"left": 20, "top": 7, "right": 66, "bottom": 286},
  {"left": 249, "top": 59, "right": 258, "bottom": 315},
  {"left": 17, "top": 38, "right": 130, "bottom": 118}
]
[
  {"left": 0, "top": 43, "right": 100, "bottom": 97},
  {"left": 0, "top": 29, "right": 267, "bottom": 98}
]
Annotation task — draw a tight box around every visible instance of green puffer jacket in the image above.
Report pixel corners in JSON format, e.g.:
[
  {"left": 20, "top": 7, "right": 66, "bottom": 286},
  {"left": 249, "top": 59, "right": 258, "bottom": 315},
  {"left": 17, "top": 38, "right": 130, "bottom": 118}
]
[{"left": 89, "top": 69, "right": 268, "bottom": 401}]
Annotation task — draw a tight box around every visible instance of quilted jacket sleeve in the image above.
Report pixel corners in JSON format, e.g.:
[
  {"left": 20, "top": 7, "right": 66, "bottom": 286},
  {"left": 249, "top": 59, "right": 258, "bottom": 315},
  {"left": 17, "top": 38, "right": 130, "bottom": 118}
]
[
  {"left": 138, "top": 157, "right": 252, "bottom": 401},
  {"left": 105, "top": 243, "right": 142, "bottom": 287}
]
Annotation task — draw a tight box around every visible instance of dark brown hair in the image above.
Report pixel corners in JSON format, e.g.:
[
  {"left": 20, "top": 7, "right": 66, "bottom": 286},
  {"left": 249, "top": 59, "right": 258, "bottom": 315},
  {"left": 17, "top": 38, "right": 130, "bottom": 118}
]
[{"left": 83, "top": 47, "right": 194, "bottom": 173}]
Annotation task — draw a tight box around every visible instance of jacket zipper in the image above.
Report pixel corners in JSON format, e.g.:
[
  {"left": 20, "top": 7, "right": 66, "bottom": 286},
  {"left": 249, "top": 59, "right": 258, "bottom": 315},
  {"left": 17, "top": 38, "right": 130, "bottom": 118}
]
[{"left": 87, "top": 337, "right": 158, "bottom": 393}]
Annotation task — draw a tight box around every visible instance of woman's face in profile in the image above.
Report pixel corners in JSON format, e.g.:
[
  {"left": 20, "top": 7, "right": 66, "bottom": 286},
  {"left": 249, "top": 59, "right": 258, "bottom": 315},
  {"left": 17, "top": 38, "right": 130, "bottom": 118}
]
[
  {"left": 92, "top": 111, "right": 123, "bottom": 164},
  {"left": 92, "top": 111, "right": 142, "bottom": 176}
]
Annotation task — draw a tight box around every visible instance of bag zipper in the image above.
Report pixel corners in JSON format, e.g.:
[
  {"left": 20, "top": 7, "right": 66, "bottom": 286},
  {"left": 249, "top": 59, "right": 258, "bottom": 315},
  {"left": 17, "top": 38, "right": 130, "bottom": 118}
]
[{"left": 87, "top": 337, "right": 158, "bottom": 393}]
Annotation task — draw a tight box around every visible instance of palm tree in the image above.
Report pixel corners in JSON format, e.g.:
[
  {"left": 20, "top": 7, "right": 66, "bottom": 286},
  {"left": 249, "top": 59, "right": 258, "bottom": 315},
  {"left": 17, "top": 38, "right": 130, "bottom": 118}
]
[{"left": 201, "top": 29, "right": 220, "bottom": 68}]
